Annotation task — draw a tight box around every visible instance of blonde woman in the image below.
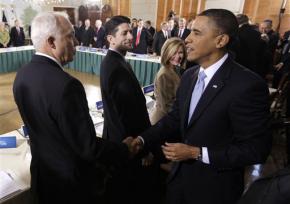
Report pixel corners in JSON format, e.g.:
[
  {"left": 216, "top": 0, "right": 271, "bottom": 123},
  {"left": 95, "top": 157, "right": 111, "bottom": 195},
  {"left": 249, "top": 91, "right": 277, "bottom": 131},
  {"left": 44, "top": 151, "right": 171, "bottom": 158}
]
[
  {"left": 0, "top": 22, "right": 10, "bottom": 48},
  {"left": 150, "top": 37, "right": 187, "bottom": 124}
]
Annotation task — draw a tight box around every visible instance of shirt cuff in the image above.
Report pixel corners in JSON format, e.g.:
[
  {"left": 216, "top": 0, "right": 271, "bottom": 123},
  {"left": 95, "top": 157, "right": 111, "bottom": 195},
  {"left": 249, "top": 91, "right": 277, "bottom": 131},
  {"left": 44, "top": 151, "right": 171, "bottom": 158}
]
[
  {"left": 137, "top": 136, "right": 145, "bottom": 145},
  {"left": 202, "top": 147, "right": 210, "bottom": 164}
]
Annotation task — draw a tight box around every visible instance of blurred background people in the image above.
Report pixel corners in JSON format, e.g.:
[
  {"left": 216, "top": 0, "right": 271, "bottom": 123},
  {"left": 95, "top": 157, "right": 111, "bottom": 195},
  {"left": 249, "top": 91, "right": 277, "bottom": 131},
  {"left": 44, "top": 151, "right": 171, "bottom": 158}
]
[
  {"left": 10, "top": 19, "right": 25, "bottom": 47},
  {"left": 81, "top": 18, "right": 94, "bottom": 47},
  {"left": 93, "top": 19, "right": 105, "bottom": 48},
  {"left": 173, "top": 17, "right": 190, "bottom": 40},
  {"left": 74, "top": 20, "right": 84, "bottom": 44},
  {"left": 152, "top": 21, "right": 169, "bottom": 56},
  {"left": 0, "top": 21, "right": 10, "bottom": 48},
  {"left": 132, "top": 19, "right": 153, "bottom": 54}
]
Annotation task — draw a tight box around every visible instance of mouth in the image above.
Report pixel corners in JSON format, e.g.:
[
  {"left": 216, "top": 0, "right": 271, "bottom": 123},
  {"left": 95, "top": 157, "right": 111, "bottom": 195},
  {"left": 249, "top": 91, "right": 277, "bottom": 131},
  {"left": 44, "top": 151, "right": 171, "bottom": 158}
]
[{"left": 186, "top": 47, "right": 194, "bottom": 54}]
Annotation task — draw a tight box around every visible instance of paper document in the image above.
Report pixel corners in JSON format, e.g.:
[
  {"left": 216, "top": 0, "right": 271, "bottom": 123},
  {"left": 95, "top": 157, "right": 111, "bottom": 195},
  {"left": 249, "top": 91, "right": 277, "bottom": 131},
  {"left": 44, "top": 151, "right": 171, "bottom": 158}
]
[{"left": 0, "top": 171, "right": 22, "bottom": 199}]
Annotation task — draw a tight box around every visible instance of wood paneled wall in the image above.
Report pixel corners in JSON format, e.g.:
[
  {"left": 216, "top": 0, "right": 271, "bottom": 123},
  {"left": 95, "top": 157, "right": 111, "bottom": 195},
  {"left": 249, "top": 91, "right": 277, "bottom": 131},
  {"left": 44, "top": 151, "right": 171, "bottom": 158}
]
[
  {"left": 243, "top": 0, "right": 290, "bottom": 36},
  {"left": 156, "top": 0, "right": 205, "bottom": 30},
  {"left": 102, "top": 0, "right": 131, "bottom": 17}
]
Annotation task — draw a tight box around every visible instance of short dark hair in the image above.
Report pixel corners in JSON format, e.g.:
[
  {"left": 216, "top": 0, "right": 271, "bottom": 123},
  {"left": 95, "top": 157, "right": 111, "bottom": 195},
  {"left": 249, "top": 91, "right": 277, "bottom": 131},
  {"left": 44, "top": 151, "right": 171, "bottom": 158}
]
[
  {"left": 104, "top": 15, "right": 130, "bottom": 36},
  {"left": 236, "top": 14, "right": 249, "bottom": 25},
  {"left": 145, "top": 20, "right": 151, "bottom": 25},
  {"left": 198, "top": 9, "right": 238, "bottom": 47}
]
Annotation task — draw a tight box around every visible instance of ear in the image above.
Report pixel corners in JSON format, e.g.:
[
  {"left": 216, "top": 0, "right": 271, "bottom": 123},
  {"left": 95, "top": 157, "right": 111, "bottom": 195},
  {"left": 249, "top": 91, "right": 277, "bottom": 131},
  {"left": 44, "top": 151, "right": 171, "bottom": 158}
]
[
  {"left": 215, "top": 34, "right": 229, "bottom": 49},
  {"left": 106, "top": 34, "right": 115, "bottom": 45},
  {"left": 47, "top": 36, "right": 56, "bottom": 49}
]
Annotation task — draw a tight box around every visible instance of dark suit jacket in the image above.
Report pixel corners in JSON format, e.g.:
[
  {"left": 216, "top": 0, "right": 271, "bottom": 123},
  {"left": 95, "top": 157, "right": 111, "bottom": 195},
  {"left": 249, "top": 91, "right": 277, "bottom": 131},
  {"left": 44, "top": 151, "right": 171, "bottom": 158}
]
[
  {"left": 148, "top": 26, "right": 156, "bottom": 38},
  {"left": 81, "top": 27, "right": 95, "bottom": 46},
  {"left": 10, "top": 26, "right": 25, "bottom": 46},
  {"left": 141, "top": 56, "right": 271, "bottom": 204},
  {"left": 152, "top": 30, "right": 168, "bottom": 55},
  {"left": 100, "top": 50, "right": 156, "bottom": 204},
  {"left": 132, "top": 27, "right": 153, "bottom": 54},
  {"left": 101, "top": 49, "right": 150, "bottom": 142},
  {"left": 234, "top": 24, "right": 270, "bottom": 77},
  {"left": 94, "top": 26, "right": 106, "bottom": 48},
  {"left": 173, "top": 28, "right": 191, "bottom": 40},
  {"left": 13, "top": 55, "right": 129, "bottom": 204}
]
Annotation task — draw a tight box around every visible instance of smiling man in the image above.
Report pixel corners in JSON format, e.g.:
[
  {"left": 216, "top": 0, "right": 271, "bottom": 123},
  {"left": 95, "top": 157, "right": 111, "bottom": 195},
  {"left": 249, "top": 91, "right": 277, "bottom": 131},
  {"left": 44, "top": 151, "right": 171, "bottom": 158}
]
[
  {"left": 100, "top": 15, "right": 160, "bottom": 204},
  {"left": 133, "top": 9, "right": 272, "bottom": 204}
]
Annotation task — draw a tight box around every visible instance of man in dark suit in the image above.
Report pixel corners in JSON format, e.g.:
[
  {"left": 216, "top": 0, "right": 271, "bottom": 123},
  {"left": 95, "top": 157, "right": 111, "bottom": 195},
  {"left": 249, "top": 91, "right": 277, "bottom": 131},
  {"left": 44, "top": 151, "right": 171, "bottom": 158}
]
[
  {"left": 101, "top": 15, "right": 161, "bottom": 204},
  {"left": 10, "top": 19, "right": 25, "bottom": 46},
  {"left": 81, "top": 18, "right": 94, "bottom": 47},
  {"left": 13, "top": 12, "right": 134, "bottom": 204},
  {"left": 74, "top": 20, "right": 84, "bottom": 44},
  {"left": 173, "top": 18, "right": 191, "bottom": 40},
  {"left": 145, "top": 20, "right": 156, "bottom": 37},
  {"left": 259, "top": 19, "right": 279, "bottom": 57},
  {"left": 233, "top": 14, "right": 270, "bottom": 78},
  {"left": 132, "top": 19, "right": 153, "bottom": 54},
  {"left": 93, "top": 19, "right": 106, "bottom": 48},
  {"left": 153, "top": 21, "right": 169, "bottom": 56},
  {"left": 132, "top": 9, "right": 271, "bottom": 204}
]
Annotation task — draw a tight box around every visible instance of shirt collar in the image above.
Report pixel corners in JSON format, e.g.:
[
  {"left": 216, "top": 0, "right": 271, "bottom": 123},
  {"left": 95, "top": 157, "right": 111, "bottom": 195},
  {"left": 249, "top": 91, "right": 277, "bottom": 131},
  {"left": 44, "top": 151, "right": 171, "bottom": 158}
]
[
  {"left": 199, "top": 53, "right": 228, "bottom": 82},
  {"left": 35, "top": 52, "right": 63, "bottom": 69},
  {"left": 109, "top": 48, "right": 125, "bottom": 58}
]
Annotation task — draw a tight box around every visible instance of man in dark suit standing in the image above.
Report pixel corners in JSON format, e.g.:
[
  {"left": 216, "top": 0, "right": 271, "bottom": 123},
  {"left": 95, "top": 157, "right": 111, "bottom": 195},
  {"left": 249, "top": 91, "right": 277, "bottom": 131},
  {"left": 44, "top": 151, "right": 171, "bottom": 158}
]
[
  {"left": 152, "top": 21, "right": 169, "bottom": 56},
  {"left": 234, "top": 14, "right": 269, "bottom": 78},
  {"left": 101, "top": 15, "right": 160, "bottom": 204},
  {"left": 10, "top": 19, "right": 25, "bottom": 46},
  {"left": 173, "top": 18, "right": 191, "bottom": 40},
  {"left": 93, "top": 19, "right": 105, "bottom": 48},
  {"left": 13, "top": 12, "right": 134, "bottom": 204},
  {"left": 132, "top": 19, "right": 153, "bottom": 54},
  {"left": 132, "top": 9, "right": 271, "bottom": 204},
  {"left": 81, "top": 18, "right": 95, "bottom": 47}
]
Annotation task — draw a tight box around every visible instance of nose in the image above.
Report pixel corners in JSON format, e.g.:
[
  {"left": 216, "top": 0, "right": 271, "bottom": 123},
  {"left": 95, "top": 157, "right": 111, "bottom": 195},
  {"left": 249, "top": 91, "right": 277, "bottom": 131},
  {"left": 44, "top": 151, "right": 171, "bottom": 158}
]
[
  {"left": 185, "top": 32, "right": 192, "bottom": 45},
  {"left": 128, "top": 32, "right": 133, "bottom": 40}
]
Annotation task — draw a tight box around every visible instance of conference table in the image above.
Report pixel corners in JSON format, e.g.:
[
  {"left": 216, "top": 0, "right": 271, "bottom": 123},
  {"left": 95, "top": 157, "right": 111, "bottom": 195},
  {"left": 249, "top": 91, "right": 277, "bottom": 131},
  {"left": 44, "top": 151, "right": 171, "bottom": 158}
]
[{"left": 0, "top": 46, "right": 161, "bottom": 86}]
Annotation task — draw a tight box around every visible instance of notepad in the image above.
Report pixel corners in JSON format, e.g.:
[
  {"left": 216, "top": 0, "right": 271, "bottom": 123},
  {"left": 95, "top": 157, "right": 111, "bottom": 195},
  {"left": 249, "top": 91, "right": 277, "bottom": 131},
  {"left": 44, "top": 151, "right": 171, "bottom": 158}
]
[
  {"left": 0, "top": 136, "right": 16, "bottom": 148},
  {"left": 0, "top": 171, "right": 21, "bottom": 199}
]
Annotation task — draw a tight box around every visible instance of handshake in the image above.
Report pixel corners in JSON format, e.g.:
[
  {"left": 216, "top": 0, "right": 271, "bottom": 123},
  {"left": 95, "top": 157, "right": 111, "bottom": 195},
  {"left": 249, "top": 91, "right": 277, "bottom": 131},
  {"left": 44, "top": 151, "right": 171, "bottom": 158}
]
[{"left": 122, "top": 136, "right": 144, "bottom": 157}]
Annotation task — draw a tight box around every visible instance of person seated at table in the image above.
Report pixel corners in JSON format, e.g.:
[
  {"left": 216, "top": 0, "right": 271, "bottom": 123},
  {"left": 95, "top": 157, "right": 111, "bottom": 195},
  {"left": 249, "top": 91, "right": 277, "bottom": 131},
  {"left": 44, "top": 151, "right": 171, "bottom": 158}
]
[
  {"left": 0, "top": 21, "right": 10, "bottom": 48},
  {"left": 150, "top": 37, "right": 187, "bottom": 125},
  {"left": 10, "top": 19, "right": 25, "bottom": 47}
]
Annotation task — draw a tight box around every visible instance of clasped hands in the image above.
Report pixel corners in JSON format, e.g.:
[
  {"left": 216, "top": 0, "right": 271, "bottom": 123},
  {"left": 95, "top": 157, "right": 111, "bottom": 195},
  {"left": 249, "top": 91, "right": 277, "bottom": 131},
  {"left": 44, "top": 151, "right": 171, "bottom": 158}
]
[{"left": 123, "top": 137, "right": 201, "bottom": 162}]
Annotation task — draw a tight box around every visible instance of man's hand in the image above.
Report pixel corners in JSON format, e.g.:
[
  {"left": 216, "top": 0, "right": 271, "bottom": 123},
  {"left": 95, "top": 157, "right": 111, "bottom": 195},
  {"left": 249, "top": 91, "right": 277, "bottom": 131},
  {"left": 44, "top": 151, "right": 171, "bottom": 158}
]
[
  {"left": 122, "top": 136, "right": 143, "bottom": 157},
  {"left": 161, "top": 142, "right": 200, "bottom": 162},
  {"left": 142, "top": 152, "right": 154, "bottom": 166},
  {"left": 274, "top": 62, "right": 283, "bottom": 71}
]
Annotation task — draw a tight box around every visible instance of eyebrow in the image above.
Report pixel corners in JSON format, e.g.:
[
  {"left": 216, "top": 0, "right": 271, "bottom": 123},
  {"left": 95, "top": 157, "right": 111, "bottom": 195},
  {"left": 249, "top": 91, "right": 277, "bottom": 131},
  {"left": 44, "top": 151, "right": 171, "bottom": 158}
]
[{"left": 192, "top": 28, "right": 201, "bottom": 33}]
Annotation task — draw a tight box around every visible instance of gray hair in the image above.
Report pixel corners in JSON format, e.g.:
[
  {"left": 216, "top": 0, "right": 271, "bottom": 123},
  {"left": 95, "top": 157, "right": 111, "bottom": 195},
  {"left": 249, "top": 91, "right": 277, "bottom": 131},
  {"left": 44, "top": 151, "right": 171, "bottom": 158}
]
[{"left": 31, "top": 12, "right": 69, "bottom": 51}]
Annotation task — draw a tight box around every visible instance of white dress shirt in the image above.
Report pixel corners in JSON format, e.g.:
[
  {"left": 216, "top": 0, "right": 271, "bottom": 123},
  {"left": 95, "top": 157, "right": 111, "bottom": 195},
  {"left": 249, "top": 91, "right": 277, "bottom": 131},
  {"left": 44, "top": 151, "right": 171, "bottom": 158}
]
[
  {"left": 198, "top": 53, "right": 228, "bottom": 164},
  {"left": 35, "top": 52, "right": 63, "bottom": 69}
]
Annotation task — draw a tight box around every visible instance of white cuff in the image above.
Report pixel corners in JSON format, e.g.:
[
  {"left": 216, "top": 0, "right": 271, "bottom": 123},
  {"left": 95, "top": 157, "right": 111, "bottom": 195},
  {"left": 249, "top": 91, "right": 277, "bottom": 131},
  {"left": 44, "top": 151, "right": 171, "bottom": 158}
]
[{"left": 202, "top": 147, "right": 210, "bottom": 164}]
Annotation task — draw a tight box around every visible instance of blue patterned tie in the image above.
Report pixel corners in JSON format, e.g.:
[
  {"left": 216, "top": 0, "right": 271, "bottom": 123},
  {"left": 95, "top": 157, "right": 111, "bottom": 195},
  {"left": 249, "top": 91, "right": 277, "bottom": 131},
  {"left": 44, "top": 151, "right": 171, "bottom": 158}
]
[{"left": 188, "top": 71, "right": 207, "bottom": 123}]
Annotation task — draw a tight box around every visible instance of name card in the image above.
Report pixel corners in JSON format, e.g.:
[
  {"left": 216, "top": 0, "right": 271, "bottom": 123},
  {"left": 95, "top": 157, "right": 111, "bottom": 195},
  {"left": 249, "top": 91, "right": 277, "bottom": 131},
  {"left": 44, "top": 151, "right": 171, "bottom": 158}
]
[
  {"left": 143, "top": 84, "right": 154, "bottom": 94},
  {"left": 0, "top": 136, "right": 16, "bottom": 148},
  {"left": 96, "top": 101, "right": 103, "bottom": 110}
]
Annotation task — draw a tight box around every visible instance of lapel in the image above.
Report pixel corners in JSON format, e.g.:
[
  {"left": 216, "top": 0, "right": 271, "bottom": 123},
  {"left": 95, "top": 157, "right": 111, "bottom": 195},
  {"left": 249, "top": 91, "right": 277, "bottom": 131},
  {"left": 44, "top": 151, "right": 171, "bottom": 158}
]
[
  {"left": 186, "top": 58, "right": 233, "bottom": 129},
  {"left": 181, "top": 67, "right": 199, "bottom": 130}
]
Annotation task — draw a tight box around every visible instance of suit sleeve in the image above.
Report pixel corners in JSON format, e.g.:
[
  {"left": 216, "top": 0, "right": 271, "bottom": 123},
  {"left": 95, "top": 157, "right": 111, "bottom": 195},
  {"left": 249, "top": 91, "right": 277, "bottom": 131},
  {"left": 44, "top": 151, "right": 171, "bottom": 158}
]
[
  {"left": 59, "top": 78, "right": 129, "bottom": 167},
  {"left": 208, "top": 79, "right": 272, "bottom": 169},
  {"left": 141, "top": 81, "right": 182, "bottom": 149}
]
